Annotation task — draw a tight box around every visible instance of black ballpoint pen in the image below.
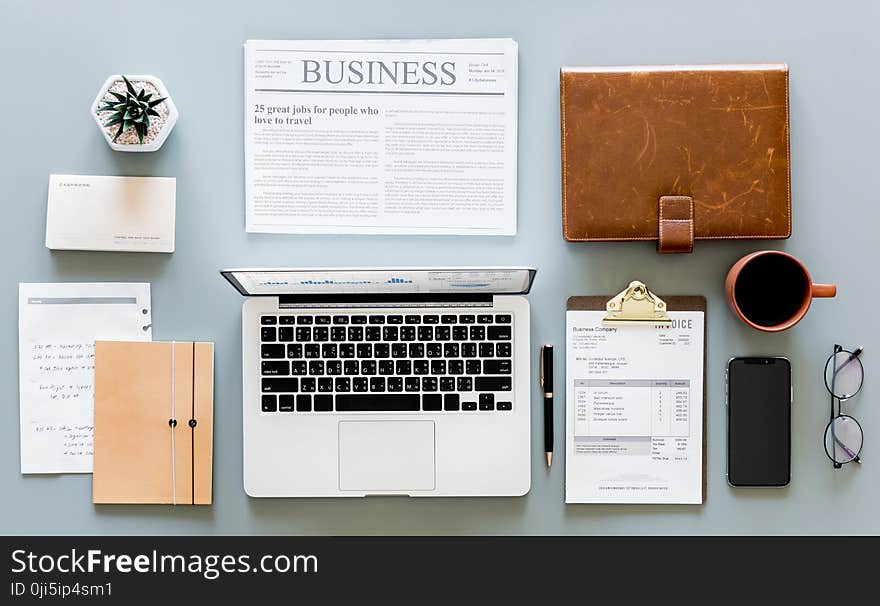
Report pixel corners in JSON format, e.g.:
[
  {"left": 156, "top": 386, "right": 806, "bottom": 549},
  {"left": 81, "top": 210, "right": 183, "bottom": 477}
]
[{"left": 540, "top": 344, "right": 554, "bottom": 468}]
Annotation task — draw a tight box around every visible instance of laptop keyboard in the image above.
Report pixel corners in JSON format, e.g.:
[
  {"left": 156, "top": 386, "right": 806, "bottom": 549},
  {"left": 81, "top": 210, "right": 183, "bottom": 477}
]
[{"left": 259, "top": 312, "right": 513, "bottom": 413}]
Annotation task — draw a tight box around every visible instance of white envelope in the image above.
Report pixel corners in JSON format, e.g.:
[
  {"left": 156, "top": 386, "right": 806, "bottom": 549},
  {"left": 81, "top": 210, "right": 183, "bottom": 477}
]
[{"left": 46, "top": 174, "right": 176, "bottom": 253}]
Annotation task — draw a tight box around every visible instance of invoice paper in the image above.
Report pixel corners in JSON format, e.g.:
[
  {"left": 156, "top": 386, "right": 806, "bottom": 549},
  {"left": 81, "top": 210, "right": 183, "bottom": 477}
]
[
  {"left": 244, "top": 38, "right": 518, "bottom": 235},
  {"left": 565, "top": 311, "right": 704, "bottom": 504},
  {"left": 18, "top": 283, "right": 152, "bottom": 474}
]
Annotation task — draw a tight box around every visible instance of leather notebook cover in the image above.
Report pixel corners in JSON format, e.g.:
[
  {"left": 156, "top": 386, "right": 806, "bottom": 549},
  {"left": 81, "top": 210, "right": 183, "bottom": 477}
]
[
  {"left": 560, "top": 64, "right": 791, "bottom": 253},
  {"left": 93, "top": 341, "right": 214, "bottom": 505}
]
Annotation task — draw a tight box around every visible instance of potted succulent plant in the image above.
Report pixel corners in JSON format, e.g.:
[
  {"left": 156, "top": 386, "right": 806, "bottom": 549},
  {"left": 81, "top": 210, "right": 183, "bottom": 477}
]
[{"left": 91, "top": 75, "right": 178, "bottom": 152}]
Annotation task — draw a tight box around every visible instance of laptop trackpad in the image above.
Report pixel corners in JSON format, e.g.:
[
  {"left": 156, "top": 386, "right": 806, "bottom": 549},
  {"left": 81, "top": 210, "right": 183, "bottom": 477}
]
[{"left": 339, "top": 421, "right": 435, "bottom": 492}]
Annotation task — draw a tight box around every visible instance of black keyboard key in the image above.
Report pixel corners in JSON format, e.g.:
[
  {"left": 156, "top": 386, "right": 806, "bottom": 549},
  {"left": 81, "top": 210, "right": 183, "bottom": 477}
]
[
  {"left": 351, "top": 315, "right": 368, "bottom": 325},
  {"left": 262, "top": 378, "right": 298, "bottom": 393},
  {"left": 365, "top": 326, "right": 381, "bottom": 341},
  {"left": 461, "top": 343, "right": 477, "bottom": 358},
  {"left": 295, "top": 327, "right": 311, "bottom": 342},
  {"left": 441, "top": 314, "right": 457, "bottom": 324},
  {"left": 348, "top": 327, "right": 364, "bottom": 341},
  {"left": 479, "top": 343, "right": 494, "bottom": 358},
  {"left": 361, "top": 360, "right": 377, "bottom": 375},
  {"left": 478, "top": 314, "right": 494, "bottom": 324},
  {"left": 423, "top": 394, "right": 442, "bottom": 411},
  {"left": 444, "top": 343, "right": 460, "bottom": 358},
  {"left": 278, "top": 327, "right": 294, "bottom": 342},
  {"left": 353, "top": 377, "right": 368, "bottom": 392},
  {"left": 314, "top": 395, "right": 333, "bottom": 412},
  {"left": 448, "top": 360, "right": 464, "bottom": 375},
  {"left": 287, "top": 344, "right": 303, "bottom": 358},
  {"left": 301, "top": 378, "right": 316, "bottom": 393},
  {"left": 321, "top": 344, "right": 338, "bottom": 358},
  {"left": 462, "top": 401, "right": 477, "bottom": 411},
  {"left": 370, "top": 377, "right": 386, "bottom": 392},
  {"left": 262, "top": 316, "right": 277, "bottom": 325},
  {"left": 497, "top": 401, "right": 512, "bottom": 411},
  {"left": 405, "top": 377, "right": 421, "bottom": 392},
  {"left": 414, "top": 360, "right": 430, "bottom": 375},
  {"left": 444, "top": 394, "right": 460, "bottom": 411},
  {"left": 422, "top": 377, "right": 438, "bottom": 391},
  {"left": 440, "top": 377, "right": 456, "bottom": 391},
  {"left": 452, "top": 326, "right": 469, "bottom": 341},
  {"left": 336, "top": 394, "right": 420, "bottom": 412},
  {"left": 333, "top": 315, "right": 349, "bottom": 324},
  {"left": 369, "top": 315, "right": 385, "bottom": 324},
  {"left": 382, "top": 326, "right": 399, "bottom": 341},
  {"left": 296, "top": 395, "right": 312, "bottom": 412},
  {"left": 435, "top": 326, "right": 451, "bottom": 341},
  {"left": 396, "top": 360, "right": 412, "bottom": 375},
  {"left": 388, "top": 377, "right": 403, "bottom": 392},
  {"left": 479, "top": 393, "right": 495, "bottom": 411},
  {"left": 261, "top": 327, "right": 276, "bottom": 342},
  {"left": 409, "top": 343, "right": 425, "bottom": 358},
  {"left": 262, "top": 361, "right": 289, "bottom": 375},
  {"left": 470, "top": 326, "right": 485, "bottom": 340},
  {"left": 423, "top": 315, "right": 439, "bottom": 324},
  {"left": 357, "top": 344, "right": 373, "bottom": 358},
  {"left": 296, "top": 316, "right": 313, "bottom": 325},
  {"left": 475, "top": 377, "right": 512, "bottom": 391},
  {"left": 374, "top": 343, "right": 390, "bottom": 358},
  {"left": 405, "top": 315, "right": 421, "bottom": 324},
  {"left": 387, "top": 315, "right": 403, "bottom": 324},
  {"left": 343, "top": 360, "right": 359, "bottom": 375},
  {"left": 335, "top": 378, "right": 351, "bottom": 392},
  {"left": 331, "top": 327, "right": 347, "bottom": 342},
  {"left": 313, "top": 327, "right": 329, "bottom": 342},
  {"left": 457, "top": 377, "right": 473, "bottom": 391},
  {"left": 495, "top": 314, "right": 512, "bottom": 323},
  {"left": 280, "top": 316, "right": 296, "bottom": 325},
  {"left": 315, "top": 316, "right": 331, "bottom": 325},
  {"left": 431, "top": 360, "right": 447, "bottom": 375},
  {"left": 308, "top": 361, "right": 325, "bottom": 375},
  {"left": 340, "top": 344, "right": 355, "bottom": 358},
  {"left": 392, "top": 343, "right": 408, "bottom": 358},
  {"left": 426, "top": 343, "right": 442, "bottom": 358},
  {"left": 379, "top": 360, "right": 395, "bottom": 375},
  {"left": 305, "top": 344, "right": 321, "bottom": 358},
  {"left": 318, "top": 378, "right": 333, "bottom": 393},
  {"left": 484, "top": 360, "right": 512, "bottom": 374},
  {"left": 488, "top": 326, "right": 512, "bottom": 340},
  {"left": 261, "top": 394, "right": 277, "bottom": 412},
  {"left": 400, "top": 326, "right": 416, "bottom": 341},
  {"left": 327, "top": 361, "right": 342, "bottom": 375},
  {"left": 459, "top": 314, "right": 475, "bottom": 324},
  {"left": 496, "top": 343, "right": 512, "bottom": 357},
  {"left": 466, "top": 360, "right": 482, "bottom": 374},
  {"left": 262, "top": 344, "right": 285, "bottom": 359},
  {"left": 290, "top": 361, "right": 307, "bottom": 375},
  {"left": 418, "top": 326, "right": 434, "bottom": 341},
  {"left": 279, "top": 395, "right": 295, "bottom": 412}
]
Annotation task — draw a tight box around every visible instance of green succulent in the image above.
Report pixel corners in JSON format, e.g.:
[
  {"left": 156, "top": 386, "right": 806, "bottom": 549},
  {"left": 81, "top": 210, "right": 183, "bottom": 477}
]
[{"left": 97, "top": 75, "right": 166, "bottom": 144}]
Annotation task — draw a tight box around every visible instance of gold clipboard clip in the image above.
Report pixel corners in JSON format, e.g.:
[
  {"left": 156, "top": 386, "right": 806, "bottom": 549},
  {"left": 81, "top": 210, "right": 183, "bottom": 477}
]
[{"left": 603, "top": 280, "right": 671, "bottom": 326}]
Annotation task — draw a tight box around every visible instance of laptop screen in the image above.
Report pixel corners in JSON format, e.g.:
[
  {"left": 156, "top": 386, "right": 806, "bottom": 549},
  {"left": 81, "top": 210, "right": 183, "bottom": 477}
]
[{"left": 222, "top": 267, "right": 536, "bottom": 296}]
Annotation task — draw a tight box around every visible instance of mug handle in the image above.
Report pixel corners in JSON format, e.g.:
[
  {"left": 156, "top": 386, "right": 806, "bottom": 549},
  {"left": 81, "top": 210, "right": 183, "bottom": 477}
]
[{"left": 812, "top": 283, "right": 837, "bottom": 298}]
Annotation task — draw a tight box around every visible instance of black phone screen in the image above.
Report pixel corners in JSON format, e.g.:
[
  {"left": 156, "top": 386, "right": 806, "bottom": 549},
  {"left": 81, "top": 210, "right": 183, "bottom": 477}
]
[{"left": 727, "top": 357, "right": 791, "bottom": 486}]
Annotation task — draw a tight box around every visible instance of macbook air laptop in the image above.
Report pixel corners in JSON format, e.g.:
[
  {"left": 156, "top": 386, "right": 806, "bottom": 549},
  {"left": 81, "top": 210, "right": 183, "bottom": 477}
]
[{"left": 221, "top": 267, "right": 536, "bottom": 497}]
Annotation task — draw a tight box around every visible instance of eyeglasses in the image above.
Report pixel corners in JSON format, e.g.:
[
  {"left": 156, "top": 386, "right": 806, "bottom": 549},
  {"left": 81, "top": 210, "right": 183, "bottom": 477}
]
[{"left": 823, "top": 345, "right": 865, "bottom": 468}]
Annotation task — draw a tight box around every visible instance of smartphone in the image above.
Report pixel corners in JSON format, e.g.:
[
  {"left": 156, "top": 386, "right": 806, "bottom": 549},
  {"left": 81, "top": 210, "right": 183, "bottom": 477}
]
[{"left": 726, "top": 357, "right": 791, "bottom": 487}]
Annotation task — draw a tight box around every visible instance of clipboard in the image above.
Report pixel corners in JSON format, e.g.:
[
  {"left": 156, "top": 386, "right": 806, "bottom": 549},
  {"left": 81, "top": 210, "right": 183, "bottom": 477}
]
[{"left": 566, "top": 281, "right": 707, "bottom": 502}]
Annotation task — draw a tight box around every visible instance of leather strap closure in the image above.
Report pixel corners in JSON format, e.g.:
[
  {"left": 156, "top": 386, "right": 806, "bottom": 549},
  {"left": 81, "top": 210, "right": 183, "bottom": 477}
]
[{"left": 658, "top": 195, "right": 694, "bottom": 254}]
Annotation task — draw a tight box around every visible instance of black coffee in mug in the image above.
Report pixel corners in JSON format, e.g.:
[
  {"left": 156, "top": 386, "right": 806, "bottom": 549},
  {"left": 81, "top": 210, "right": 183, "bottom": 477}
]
[{"left": 733, "top": 254, "right": 809, "bottom": 327}]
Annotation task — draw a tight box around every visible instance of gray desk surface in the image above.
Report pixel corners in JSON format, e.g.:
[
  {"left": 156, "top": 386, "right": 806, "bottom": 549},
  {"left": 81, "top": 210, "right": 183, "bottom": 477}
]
[{"left": 2, "top": 0, "right": 877, "bottom": 535}]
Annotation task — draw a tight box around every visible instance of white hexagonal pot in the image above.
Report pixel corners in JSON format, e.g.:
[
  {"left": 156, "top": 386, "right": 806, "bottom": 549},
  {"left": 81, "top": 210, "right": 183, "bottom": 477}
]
[{"left": 91, "top": 75, "right": 178, "bottom": 152}]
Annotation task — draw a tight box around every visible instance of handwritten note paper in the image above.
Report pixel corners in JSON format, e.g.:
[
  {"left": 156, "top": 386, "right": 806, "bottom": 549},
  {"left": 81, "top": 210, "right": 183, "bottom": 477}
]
[{"left": 18, "top": 283, "right": 151, "bottom": 474}]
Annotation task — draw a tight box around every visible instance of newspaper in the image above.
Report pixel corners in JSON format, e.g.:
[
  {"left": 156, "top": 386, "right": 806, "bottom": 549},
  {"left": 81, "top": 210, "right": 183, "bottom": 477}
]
[{"left": 244, "top": 39, "right": 518, "bottom": 235}]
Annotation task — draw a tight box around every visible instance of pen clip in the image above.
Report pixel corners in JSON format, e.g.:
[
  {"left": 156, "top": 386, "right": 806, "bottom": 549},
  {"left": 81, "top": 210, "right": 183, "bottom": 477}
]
[{"left": 539, "top": 346, "right": 545, "bottom": 389}]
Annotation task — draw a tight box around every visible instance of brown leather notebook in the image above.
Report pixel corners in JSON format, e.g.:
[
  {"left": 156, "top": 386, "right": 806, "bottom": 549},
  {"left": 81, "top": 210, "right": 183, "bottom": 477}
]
[
  {"left": 561, "top": 64, "right": 791, "bottom": 253},
  {"left": 93, "top": 341, "right": 214, "bottom": 505}
]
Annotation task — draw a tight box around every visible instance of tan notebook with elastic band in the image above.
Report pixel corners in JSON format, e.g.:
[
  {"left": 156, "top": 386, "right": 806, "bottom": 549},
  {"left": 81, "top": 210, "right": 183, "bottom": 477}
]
[{"left": 93, "top": 341, "right": 214, "bottom": 505}]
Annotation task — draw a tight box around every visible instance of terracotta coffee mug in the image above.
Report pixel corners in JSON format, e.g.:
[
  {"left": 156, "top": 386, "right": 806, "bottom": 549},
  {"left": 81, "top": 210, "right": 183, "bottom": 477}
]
[{"left": 725, "top": 250, "right": 836, "bottom": 332}]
